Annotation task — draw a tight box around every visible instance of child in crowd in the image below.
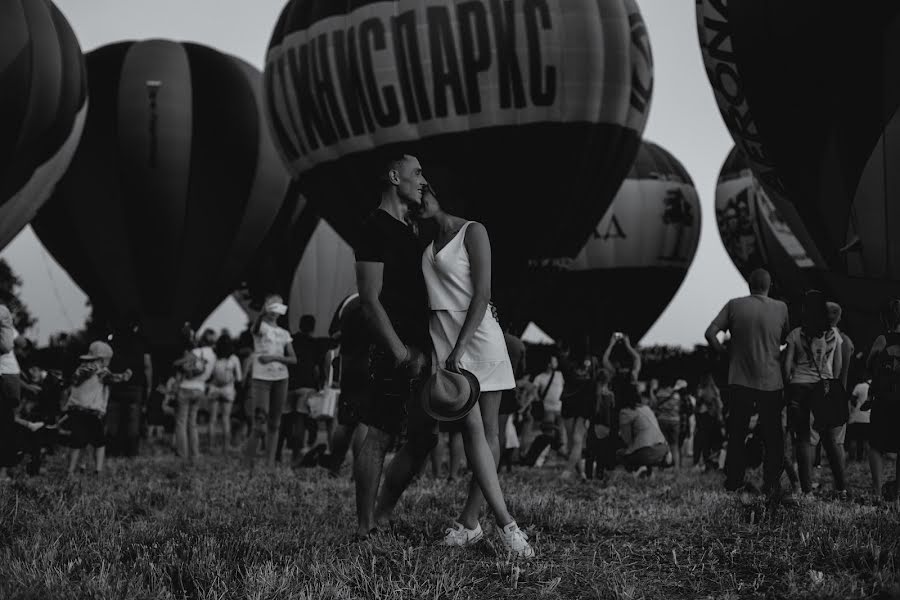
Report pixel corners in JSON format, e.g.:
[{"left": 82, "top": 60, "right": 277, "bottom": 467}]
[{"left": 63, "top": 341, "right": 132, "bottom": 476}]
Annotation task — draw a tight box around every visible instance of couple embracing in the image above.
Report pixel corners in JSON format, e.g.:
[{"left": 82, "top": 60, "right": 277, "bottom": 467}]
[{"left": 352, "top": 153, "right": 534, "bottom": 558}]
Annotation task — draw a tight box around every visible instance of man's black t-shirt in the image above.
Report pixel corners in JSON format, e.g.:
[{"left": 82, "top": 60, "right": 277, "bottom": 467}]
[
  {"left": 354, "top": 209, "right": 430, "bottom": 350},
  {"left": 289, "top": 333, "right": 333, "bottom": 390}
]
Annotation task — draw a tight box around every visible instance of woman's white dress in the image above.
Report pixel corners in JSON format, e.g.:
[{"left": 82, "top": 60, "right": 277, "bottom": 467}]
[{"left": 422, "top": 221, "right": 515, "bottom": 392}]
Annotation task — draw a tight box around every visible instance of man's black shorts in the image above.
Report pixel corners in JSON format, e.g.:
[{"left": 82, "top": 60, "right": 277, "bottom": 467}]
[
  {"left": 358, "top": 345, "right": 434, "bottom": 437},
  {"left": 65, "top": 409, "right": 106, "bottom": 449}
]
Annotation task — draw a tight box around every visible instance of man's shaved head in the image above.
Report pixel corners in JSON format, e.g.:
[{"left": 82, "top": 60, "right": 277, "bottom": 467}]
[{"left": 748, "top": 268, "right": 771, "bottom": 294}]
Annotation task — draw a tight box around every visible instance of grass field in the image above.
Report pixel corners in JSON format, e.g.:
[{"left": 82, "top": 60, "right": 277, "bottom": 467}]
[{"left": 1, "top": 448, "right": 899, "bottom": 600}]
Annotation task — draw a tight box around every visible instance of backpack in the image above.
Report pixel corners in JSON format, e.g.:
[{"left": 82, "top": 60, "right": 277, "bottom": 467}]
[
  {"left": 210, "top": 357, "right": 234, "bottom": 387},
  {"left": 872, "top": 332, "right": 900, "bottom": 401}
]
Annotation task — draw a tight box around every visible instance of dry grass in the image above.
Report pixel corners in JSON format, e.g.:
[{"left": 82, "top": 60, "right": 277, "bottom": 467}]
[{"left": 1, "top": 451, "right": 898, "bottom": 599}]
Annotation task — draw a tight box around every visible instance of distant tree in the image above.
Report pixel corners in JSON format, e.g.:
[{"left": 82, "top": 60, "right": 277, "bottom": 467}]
[{"left": 0, "top": 258, "right": 36, "bottom": 333}]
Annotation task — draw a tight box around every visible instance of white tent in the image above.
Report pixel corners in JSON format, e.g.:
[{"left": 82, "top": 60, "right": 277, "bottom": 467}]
[{"left": 520, "top": 322, "right": 555, "bottom": 345}]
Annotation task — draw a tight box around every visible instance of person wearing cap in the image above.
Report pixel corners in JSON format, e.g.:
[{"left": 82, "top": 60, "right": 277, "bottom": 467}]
[
  {"left": 62, "top": 341, "right": 132, "bottom": 476},
  {"left": 245, "top": 294, "right": 296, "bottom": 468},
  {"left": 417, "top": 184, "right": 534, "bottom": 557}
]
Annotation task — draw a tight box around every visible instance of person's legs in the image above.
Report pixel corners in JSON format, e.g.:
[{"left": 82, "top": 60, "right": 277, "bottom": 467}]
[
  {"left": 67, "top": 448, "right": 81, "bottom": 475},
  {"left": 105, "top": 399, "right": 122, "bottom": 456},
  {"left": 821, "top": 426, "right": 846, "bottom": 491},
  {"left": 374, "top": 428, "right": 437, "bottom": 528},
  {"left": 724, "top": 386, "right": 754, "bottom": 491},
  {"left": 174, "top": 389, "right": 190, "bottom": 459},
  {"left": 221, "top": 401, "right": 233, "bottom": 449},
  {"left": 448, "top": 430, "right": 465, "bottom": 480},
  {"left": 457, "top": 391, "right": 502, "bottom": 527},
  {"left": 208, "top": 398, "right": 221, "bottom": 450},
  {"left": 787, "top": 384, "right": 814, "bottom": 493},
  {"left": 94, "top": 445, "right": 106, "bottom": 474},
  {"left": 869, "top": 447, "right": 884, "bottom": 499},
  {"left": 354, "top": 425, "right": 393, "bottom": 537},
  {"left": 660, "top": 421, "right": 681, "bottom": 469},
  {"left": 457, "top": 397, "right": 513, "bottom": 529},
  {"left": 757, "top": 391, "right": 784, "bottom": 494},
  {"left": 187, "top": 395, "right": 200, "bottom": 461},
  {"left": 564, "top": 416, "right": 588, "bottom": 474},
  {"left": 266, "top": 379, "right": 288, "bottom": 466}
]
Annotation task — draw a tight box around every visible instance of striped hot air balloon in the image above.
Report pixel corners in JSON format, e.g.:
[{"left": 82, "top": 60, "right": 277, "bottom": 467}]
[
  {"left": 33, "top": 40, "right": 291, "bottom": 346},
  {"left": 263, "top": 0, "right": 653, "bottom": 278},
  {"left": 0, "top": 0, "right": 87, "bottom": 250}
]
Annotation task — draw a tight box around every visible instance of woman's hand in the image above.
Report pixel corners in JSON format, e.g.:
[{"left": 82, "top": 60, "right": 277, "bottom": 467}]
[{"left": 445, "top": 347, "right": 464, "bottom": 373}]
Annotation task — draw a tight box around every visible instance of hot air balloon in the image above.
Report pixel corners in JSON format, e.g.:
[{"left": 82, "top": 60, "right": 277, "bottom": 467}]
[
  {"left": 263, "top": 0, "right": 653, "bottom": 277},
  {"left": 697, "top": 1, "right": 900, "bottom": 283},
  {"left": 1, "top": 0, "right": 87, "bottom": 250},
  {"left": 715, "top": 147, "right": 893, "bottom": 350},
  {"left": 32, "top": 40, "right": 291, "bottom": 346},
  {"left": 520, "top": 141, "right": 701, "bottom": 351},
  {"left": 286, "top": 219, "right": 357, "bottom": 337}
]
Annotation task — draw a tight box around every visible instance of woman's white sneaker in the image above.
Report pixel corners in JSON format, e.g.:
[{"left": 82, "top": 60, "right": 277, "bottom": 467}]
[
  {"left": 442, "top": 522, "right": 483, "bottom": 546},
  {"left": 497, "top": 522, "right": 535, "bottom": 558}
]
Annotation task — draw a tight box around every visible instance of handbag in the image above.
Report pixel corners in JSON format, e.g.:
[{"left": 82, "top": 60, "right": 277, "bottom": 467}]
[{"left": 802, "top": 334, "right": 849, "bottom": 431}]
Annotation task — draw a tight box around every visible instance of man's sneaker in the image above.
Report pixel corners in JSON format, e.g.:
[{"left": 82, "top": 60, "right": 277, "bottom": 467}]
[
  {"left": 497, "top": 522, "right": 535, "bottom": 558},
  {"left": 442, "top": 522, "right": 483, "bottom": 547}
]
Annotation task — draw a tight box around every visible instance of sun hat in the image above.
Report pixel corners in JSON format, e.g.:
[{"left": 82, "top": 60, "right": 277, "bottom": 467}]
[
  {"left": 420, "top": 368, "right": 481, "bottom": 422},
  {"left": 674, "top": 379, "right": 688, "bottom": 391},
  {"left": 265, "top": 301, "right": 288, "bottom": 316},
  {"left": 80, "top": 341, "right": 114, "bottom": 361}
]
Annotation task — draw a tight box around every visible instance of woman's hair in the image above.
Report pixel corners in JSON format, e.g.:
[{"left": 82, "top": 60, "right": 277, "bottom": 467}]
[
  {"left": 881, "top": 299, "right": 900, "bottom": 331},
  {"left": 214, "top": 335, "right": 234, "bottom": 359},
  {"left": 800, "top": 290, "right": 830, "bottom": 338}
]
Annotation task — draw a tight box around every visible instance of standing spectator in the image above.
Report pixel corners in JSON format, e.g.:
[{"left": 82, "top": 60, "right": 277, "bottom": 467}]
[
  {"left": 63, "top": 341, "right": 132, "bottom": 476},
  {"left": 1, "top": 305, "right": 23, "bottom": 482},
  {"left": 107, "top": 322, "right": 152, "bottom": 457},
  {"left": 705, "top": 269, "right": 790, "bottom": 495},
  {"left": 783, "top": 290, "right": 846, "bottom": 496},
  {"left": 520, "top": 356, "right": 565, "bottom": 467},
  {"left": 603, "top": 333, "right": 642, "bottom": 413},
  {"left": 498, "top": 328, "right": 526, "bottom": 466},
  {"left": 693, "top": 374, "right": 724, "bottom": 471},
  {"left": 207, "top": 334, "right": 242, "bottom": 451},
  {"left": 617, "top": 385, "right": 670, "bottom": 477},
  {"left": 864, "top": 299, "right": 900, "bottom": 508},
  {"left": 245, "top": 295, "right": 297, "bottom": 468},
  {"left": 846, "top": 378, "right": 871, "bottom": 462},
  {"left": 559, "top": 344, "right": 600, "bottom": 479},
  {"left": 280, "top": 315, "right": 327, "bottom": 465},
  {"left": 174, "top": 327, "right": 215, "bottom": 463},
  {"left": 652, "top": 379, "right": 685, "bottom": 469},
  {"left": 827, "top": 302, "right": 855, "bottom": 389},
  {"left": 583, "top": 369, "right": 617, "bottom": 480}
]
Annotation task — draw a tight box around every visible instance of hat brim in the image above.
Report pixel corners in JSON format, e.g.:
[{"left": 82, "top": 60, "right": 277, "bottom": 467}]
[
  {"left": 421, "top": 368, "right": 481, "bottom": 422},
  {"left": 79, "top": 353, "right": 102, "bottom": 361}
]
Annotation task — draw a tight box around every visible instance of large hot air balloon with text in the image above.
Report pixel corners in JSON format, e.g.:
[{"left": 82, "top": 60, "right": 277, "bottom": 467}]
[
  {"left": 520, "top": 141, "right": 700, "bottom": 350},
  {"left": 697, "top": 1, "right": 900, "bottom": 290},
  {"left": 264, "top": 0, "right": 654, "bottom": 280},
  {"left": 33, "top": 40, "right": 291, "bottom": 346},
  {"left": 1, "top": 0, "right": 87, "bottom": 250}
]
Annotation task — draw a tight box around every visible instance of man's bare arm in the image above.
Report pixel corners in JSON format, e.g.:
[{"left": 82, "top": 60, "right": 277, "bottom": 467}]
[{"left": 356, "top": 261, "right": 408, "bottom": 364}]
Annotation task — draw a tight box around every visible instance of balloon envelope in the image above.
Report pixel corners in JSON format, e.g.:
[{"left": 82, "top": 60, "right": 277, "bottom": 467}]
[
  {"left": 697, "top": 0, "right": 900, "bottom": 281},
  {"left": 287, "top": 219, "right": 357, "bottom": 337},
  {"left": 264, "top": 0, "right": 653, "bottom": 276},
  {"left": 0, "top": 0, "right": 87, "bottom": 250},
  {"left": 520, "top": 141, "right": 701, "bottom": 350},
  {"left": 33, "top": 40, "right": 291, "bottom": 345}
]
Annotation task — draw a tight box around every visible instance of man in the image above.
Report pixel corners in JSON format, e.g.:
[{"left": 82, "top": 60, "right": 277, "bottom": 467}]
[
  {"left": 705, "top": 269, "right": 790, "bottom": 494},
  {"left": 353, "top": 154, "right": 433, "bottom": 539},
  {"left": 107, "top": 322, "right": 152, "bottom": 457}
]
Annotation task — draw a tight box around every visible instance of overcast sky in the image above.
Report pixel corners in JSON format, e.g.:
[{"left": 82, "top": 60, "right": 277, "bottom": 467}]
[{"left": 0, "top": 0, "right": 747, "bottom": 347}]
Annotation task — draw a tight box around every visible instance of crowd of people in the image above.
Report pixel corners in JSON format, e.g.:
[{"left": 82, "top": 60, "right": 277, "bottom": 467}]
[{"left": 1, "top": 154, "right": 898, "bottom": 560}]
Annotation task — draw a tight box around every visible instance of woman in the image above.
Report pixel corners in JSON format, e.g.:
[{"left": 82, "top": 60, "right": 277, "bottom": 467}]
[
  {"left": 617, "top": 381, "right": 670, "bottom": 477},
  {"left": 208, "top": 334, "right": 242, "bottom": 451},
  {"left": 693, "top": 374, "right": 724, "bottom": 471},
  {"left": 783, "top": 290, "right": 845, "bottom": 496},
  {"left": 602, "top": 333, "right": 641, "bottom": 416},
  {"left": 559, "top": 346, "right": 600, "bottom": 479},
  {"left": 245, "top": 295, "right": 296, "bottom": 468},
  {"left": 864, "top": 299, "right": 900, "bottom": 508},
  {"left": 418, "top": 185, "right": 533, "bottom": 557}
]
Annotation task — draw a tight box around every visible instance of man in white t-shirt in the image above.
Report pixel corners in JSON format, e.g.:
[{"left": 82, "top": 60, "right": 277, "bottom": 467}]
[{"left": 846, "top": 379, "right": 871, "bottom": 462}]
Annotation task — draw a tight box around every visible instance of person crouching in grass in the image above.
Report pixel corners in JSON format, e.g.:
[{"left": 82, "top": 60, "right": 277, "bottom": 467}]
[{"left": 63, "top": 341, "right": 132, "bottom": 476}]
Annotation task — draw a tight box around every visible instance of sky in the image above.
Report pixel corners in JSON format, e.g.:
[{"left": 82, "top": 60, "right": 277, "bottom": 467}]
[{"left": 0, "top": 0, "right": 748, "bottom": 347}]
